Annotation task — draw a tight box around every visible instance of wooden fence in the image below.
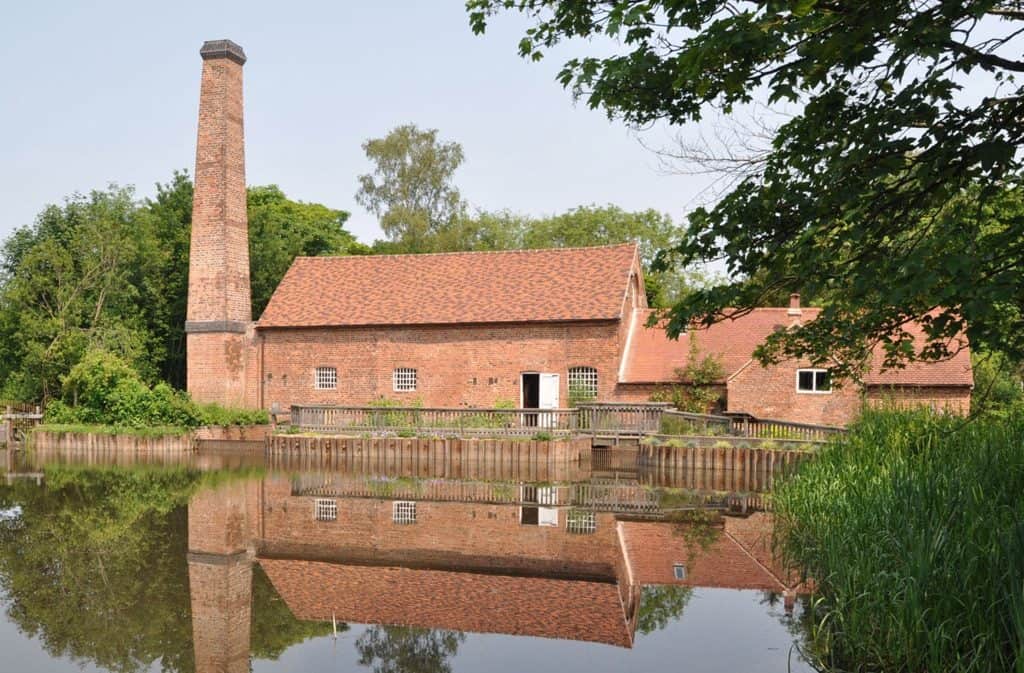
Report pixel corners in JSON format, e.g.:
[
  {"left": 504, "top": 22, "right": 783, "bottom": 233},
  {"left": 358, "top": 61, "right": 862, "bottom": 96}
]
[
  {"left": 659, "top": 410, "right": 844, "bottom": 442},
  {"left": 290, "top": 405, "right": 580, "bottom": 435},
  {"left": 577, "top": 403, "right": 670, "bottom": 436},
  {"left": 288, "top": 403, "right": 844, "bottom": 443}
]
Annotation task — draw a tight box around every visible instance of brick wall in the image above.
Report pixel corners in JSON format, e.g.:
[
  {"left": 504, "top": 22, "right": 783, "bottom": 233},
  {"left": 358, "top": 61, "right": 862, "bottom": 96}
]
[
  {"left": 727, "top": 359, "right": 863, "bottom": 425},
  {"left": 258, "top": 321, "right": 626, "bottom": 410},
  {"left": 259, "top": 478, "right": 622, "bottom": 576}
]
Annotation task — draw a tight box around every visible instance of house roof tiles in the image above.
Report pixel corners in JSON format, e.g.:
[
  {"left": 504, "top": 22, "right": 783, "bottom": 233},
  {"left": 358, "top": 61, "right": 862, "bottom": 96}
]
[
  {"left": 620, "top": 308, "right": 973, "bottom": 387},
  {"left": 258, "top": 244, "right": 639, "bottom": 328}
]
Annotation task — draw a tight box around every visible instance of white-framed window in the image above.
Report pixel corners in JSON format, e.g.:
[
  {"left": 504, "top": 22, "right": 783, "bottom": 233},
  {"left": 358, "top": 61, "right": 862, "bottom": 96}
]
[
  {"left": 673, "top": 563, "right": 687, "bottom": 580},
  {"left": 393, "top": 367, "right": 417, "bottom": 392},
  {"left": 314, "top": 366, "right": 337, "bottom": 390},
  {"left": 392, "top": 500, "right": 417, "bottom": 524},
  {"left": 568, "top": 366, "right": 598, "bottom": 401},
  {"left": 566, "top": 509, "right": 597, "bottom": 534},
  {"left": 314, "top": 498, "right": 337, "bottom": 522},
  {"left": 797, "top": 369, "right": 832, "bottom": 393}
]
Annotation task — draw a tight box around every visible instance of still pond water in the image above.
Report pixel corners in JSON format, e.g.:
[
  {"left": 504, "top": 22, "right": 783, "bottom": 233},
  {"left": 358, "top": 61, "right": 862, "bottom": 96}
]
[{"left": 0, "top": 445, "right": 814, "bottom": 673}]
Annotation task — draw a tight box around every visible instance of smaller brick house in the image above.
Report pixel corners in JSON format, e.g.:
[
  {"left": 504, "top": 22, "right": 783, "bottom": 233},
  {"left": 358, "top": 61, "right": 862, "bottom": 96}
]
[{"left": 619, "top": 296, "right": 974, "bottom": 426}]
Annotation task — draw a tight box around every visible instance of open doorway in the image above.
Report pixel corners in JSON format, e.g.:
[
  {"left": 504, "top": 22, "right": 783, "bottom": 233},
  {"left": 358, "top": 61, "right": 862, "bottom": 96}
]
[
  {"left": 521, "top": 373, "right": 540, "bottom": 409},
  {"left": 521, "top": 373, "right": 540, "bottom": 427}
]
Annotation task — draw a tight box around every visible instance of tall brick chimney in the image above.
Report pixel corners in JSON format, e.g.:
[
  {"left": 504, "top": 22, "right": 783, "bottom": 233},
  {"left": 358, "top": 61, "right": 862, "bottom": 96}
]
[{"left": 186, "top": 39, "right": 253, "bottom": 407}]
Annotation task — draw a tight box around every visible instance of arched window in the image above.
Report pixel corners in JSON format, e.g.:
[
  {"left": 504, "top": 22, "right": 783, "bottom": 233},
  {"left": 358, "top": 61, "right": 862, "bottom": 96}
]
[{"left": 568, "top": 366, "right": 598, "bottom": 403}]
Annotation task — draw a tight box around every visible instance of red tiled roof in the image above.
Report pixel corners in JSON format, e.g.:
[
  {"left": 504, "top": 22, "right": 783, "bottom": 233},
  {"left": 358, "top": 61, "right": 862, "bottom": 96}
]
[
  {"left": 620, "top": 308, "right": 817, "bottom": 384},
  {"left": 258, "top": 559, "right": 634, "bottom": 648},
  {"left": 620, "top": 308, "right": 973, "bottom": 387},
  {"left": 618, "top": 520, "right": 784, "bottom": 591},
  {"left": 864, "top": 319, "right": 973, "bottom": 386},
  {"left": 258, "top": 244, "right": 639, "bottom": 328}
]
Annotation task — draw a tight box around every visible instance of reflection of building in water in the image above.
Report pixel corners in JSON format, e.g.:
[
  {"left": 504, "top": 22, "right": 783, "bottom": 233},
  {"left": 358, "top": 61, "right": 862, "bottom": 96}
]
[{"left": 188, "top": 475, "right": 799, "bottom": 671}]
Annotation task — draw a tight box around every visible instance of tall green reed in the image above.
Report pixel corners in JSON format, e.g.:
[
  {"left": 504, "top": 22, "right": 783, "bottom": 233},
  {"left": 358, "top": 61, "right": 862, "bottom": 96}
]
[{"left": 773, "top": 409, "right": 1024, "bottom": 672}]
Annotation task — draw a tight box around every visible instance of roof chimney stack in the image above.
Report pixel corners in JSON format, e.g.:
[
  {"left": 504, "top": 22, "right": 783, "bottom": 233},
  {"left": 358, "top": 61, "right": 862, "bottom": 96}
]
[{"left": 788, "top": 293, "right": 802, "bottom": 317}]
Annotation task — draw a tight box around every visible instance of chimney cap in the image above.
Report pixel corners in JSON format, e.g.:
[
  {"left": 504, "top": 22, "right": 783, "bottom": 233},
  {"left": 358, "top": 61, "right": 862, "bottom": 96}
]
[{"left": 200, "top": 39, "right": 247, "bottom": 65}]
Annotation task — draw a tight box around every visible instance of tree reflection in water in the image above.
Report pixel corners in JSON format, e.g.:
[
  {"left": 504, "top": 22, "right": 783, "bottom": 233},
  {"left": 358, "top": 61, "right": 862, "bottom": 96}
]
[
  {"left": 0, "top": 468, "right": 328, "bottom": 673},
  {"left": 356, "top": 625, "right": 465, "bottom": 673}
]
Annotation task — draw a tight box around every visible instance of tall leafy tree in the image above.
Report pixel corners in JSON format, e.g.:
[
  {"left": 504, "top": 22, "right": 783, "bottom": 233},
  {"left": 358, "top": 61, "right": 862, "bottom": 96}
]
[
  {"left": 0, "top": 175, "right": 360, "bottom": 399},
  {"left": 356, "top": 124, "right": 467, "bottom": 252},
  {"left": 0, "top": 186, "right": 159, "bottom": 400},
  {"left": 468, "top": 1, "right": 1024, "bottom": 379},
  {"left": 248, "top": 184, "right": 365, "bottom": 318}
]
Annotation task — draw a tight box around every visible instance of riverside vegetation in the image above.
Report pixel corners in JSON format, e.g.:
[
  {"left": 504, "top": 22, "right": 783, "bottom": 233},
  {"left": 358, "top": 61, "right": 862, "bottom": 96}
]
[
  {"left": 41, "top": 350, "right": 266, "bottom": 434},
  {"left": 773, "top": 410, "right": 1024, "bottom": 672}
]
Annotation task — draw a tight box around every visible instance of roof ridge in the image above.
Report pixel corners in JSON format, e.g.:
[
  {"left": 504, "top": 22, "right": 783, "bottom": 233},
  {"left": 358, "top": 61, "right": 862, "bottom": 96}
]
[{"left": 292, "top": 242, "right": 638, "bottom": 262}]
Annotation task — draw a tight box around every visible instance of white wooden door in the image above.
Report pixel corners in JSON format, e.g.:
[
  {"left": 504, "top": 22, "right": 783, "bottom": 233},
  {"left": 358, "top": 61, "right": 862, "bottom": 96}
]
[{"left": 539, "top": 373, "right": 560, "bottom": 428}]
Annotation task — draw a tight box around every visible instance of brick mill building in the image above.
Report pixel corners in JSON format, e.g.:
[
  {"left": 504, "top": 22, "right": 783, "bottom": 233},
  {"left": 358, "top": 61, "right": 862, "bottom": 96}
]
[{"left": 185, "top": 40, "right": 973, "bottom": 426}]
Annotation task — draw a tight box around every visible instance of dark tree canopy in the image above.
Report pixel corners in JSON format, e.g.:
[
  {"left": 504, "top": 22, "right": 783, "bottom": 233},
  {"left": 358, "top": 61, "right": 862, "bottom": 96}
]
[{"left": 469, "top": 1, "right": 1024, "bottom": 379}]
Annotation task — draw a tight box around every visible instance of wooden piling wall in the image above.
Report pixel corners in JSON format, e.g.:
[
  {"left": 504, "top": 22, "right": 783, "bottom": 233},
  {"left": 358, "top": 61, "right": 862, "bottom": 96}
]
[
  {"left": 266, "top": 435, "right": 591, "bottom": 482},
  {"left": 638, "top": 443, "right": 811, "bottom": 492},
  {"left": 27, "top": 431, "right": 194, "bottom": 453}
]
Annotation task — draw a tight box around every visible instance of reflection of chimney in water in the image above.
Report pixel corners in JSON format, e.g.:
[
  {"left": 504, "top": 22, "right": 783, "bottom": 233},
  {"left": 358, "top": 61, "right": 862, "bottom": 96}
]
[{"left": 187, "top": 478, "right": 258, "bottom": 673}]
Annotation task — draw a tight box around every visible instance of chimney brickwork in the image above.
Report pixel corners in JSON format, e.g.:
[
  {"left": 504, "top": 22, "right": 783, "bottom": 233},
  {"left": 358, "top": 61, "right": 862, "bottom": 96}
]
[{"left": 186, "top": 39, "right": 254, "bottom": 407}]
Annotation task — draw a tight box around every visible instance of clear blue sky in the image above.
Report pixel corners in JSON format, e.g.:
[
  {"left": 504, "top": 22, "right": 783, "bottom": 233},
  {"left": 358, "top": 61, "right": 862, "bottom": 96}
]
[{"left": 0, "top": 1, "right": 712, "bottom": 244}]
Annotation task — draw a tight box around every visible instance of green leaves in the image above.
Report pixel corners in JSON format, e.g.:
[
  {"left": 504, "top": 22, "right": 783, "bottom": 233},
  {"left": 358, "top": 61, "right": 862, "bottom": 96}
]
[{"left": 469, "top": 0, "right": 1024, "bottom": 373}]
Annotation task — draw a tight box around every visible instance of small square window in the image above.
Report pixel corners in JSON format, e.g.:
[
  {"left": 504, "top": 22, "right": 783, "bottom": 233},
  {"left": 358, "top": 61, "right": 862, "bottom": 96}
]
[
  {"left": 393, "top": 368, "right": 417, "bottom": 392},
  {"left": 566, "top": 509, "right": 597, "bottom": 534},
  {"left": 314, "top": 498, "right": 337, "bottom": 522},
  {"left": 797, "top": 368, "right": 831, "bottom": 393},
  {"left": 673, "top": 563, "right": 686, "bottom": 580},
  {"left": 393, "top": 501, "right": 417, "bottom": 524},
  {"left": 315, "top": 367, "right": 337, "bottom": 390}
]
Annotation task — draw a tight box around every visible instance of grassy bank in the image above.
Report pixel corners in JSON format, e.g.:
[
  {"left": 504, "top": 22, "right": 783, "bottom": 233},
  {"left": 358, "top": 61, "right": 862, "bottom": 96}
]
[
  {"left": 773, "top": 410, "right": 1024, "bottom": 672},
  {"left": 34, "top": 424, "right": 192, "bottom": 437}
]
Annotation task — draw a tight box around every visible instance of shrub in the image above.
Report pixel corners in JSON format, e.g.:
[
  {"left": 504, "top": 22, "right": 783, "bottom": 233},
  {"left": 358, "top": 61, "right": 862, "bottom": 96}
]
[
  {"left": 47, "top": 349, "right": 267, "bottom": 429},
  {"left": 531, "top": 431, "right": 554, "bottom": 441},
  {"left": 774, "top": 409, "right": 1024, "bottom": 672}
]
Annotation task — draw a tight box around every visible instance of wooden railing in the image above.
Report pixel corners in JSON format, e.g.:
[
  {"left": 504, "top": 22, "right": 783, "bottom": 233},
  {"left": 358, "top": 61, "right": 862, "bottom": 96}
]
[
  {"left": 660, "top": 410, "right": 733, "bottom": 436},
  {"left": 291, "top": 405, "right": 580, "bottom": 435},
  {"left": 288, "top": 403, "right": 843, "bottom": 442},
  {"left": 576, "top": 403, "right": 670, "bottom": 436},
  {"left": 726, "top": 414, "right": 845, "bottom": 442}
]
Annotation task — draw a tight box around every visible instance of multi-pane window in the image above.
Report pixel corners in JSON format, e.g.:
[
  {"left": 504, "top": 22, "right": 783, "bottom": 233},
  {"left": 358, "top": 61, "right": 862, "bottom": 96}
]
[
  {"left": 314, "top": 498, "right": 337, "bottom": 521},
  {"left": 568, "top": 366, "right": 598, "bottom": 402},
  {"left": 314, "top": 366, "right": 337, "bottom": 390},
  {"left": 797, "top": 369, "right": 832, "bottom": 393},
  {"left": 566, "top": 509, "right": 597, "bottom": 534},
  {"left": 393, "top": 368, "right": 417, "bottom": 392},
  {"left": 392, "top": 501, "right": 417, "bottom": 524}
]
